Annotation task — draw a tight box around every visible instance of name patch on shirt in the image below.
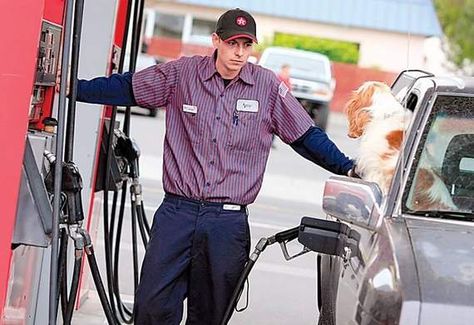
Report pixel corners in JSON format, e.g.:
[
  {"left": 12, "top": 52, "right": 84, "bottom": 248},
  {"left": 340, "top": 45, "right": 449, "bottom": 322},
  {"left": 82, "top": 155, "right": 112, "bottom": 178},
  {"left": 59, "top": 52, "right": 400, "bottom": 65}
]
[
  {"left": 183, "top": 104, "right": 198, "bottom": 114},
  {"left": 236, "top": 99, "right": 259, "bottom": 113}
]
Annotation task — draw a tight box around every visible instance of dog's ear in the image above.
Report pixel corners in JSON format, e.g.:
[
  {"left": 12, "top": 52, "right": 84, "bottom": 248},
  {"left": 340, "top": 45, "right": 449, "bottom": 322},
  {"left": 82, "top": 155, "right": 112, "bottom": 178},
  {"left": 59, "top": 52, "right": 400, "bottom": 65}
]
[{"left": 345, "top": 85, "right": 375, "bottom": 138}]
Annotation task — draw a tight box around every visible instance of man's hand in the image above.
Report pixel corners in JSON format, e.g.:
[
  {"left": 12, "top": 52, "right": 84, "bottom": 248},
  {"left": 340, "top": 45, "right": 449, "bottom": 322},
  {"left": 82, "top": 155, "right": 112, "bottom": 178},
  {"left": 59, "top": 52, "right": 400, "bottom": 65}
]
[{"left": 347, "top": 164, "right": 361, "bottom": 178}]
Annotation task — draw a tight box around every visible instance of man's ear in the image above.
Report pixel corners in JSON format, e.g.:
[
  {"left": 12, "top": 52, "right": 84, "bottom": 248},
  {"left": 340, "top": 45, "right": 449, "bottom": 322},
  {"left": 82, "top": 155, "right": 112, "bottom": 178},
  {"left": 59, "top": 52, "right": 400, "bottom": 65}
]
[{"left": 211, "top": 33, "right": 220, "bottom": 47}]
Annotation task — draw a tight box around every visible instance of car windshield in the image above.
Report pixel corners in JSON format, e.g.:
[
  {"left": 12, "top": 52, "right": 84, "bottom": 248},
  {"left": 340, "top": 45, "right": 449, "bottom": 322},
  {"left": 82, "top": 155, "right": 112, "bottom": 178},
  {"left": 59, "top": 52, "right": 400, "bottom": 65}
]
[
  {"left": 403, "top": 95, "right": 474, "bottom": 220},
  {"left": 262, "top": 53, "right": 329, "bottom": 82}
]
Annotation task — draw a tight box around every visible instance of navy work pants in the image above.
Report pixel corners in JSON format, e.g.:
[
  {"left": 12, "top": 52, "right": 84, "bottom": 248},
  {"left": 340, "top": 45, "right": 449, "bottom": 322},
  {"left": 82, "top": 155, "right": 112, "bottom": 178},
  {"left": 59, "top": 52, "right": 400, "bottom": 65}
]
[{"left": 134, "top": 194, "right": 251, "bottom": 324}]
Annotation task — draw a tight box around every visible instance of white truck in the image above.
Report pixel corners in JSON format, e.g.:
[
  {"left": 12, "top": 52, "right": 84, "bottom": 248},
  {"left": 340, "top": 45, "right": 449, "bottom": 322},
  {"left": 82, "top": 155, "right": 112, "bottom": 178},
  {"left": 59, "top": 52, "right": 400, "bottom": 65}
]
[{"left": 258, "top": 47, "right": 335, "bottom": 130}]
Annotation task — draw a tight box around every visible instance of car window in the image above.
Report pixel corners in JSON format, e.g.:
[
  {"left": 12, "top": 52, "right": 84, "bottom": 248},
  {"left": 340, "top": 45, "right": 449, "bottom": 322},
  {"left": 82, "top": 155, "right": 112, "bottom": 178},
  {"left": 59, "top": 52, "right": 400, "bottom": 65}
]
[
  {"left": 403, "top": 95, "right": 474, "bottom": 217},
  {"left": 261, "top": 53, "right": 329, "bottom": 82}
]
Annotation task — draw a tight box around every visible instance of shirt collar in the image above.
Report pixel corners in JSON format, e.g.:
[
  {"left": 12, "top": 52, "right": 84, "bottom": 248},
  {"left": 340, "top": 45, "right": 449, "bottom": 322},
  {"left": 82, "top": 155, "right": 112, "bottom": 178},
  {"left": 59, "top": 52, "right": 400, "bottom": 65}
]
[
  {"left": 201, "top": 50, "right": 255, "bottom": 85},
  {"left": 201, "top": 51, "right": 219, "bottom": 81}
]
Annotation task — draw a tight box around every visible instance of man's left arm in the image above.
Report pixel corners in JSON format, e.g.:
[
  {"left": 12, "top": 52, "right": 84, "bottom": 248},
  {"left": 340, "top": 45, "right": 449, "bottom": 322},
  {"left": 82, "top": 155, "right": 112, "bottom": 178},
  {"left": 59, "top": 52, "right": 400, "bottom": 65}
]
[{"left": 290, "top": 126, "right": 353, "bottom": 175}]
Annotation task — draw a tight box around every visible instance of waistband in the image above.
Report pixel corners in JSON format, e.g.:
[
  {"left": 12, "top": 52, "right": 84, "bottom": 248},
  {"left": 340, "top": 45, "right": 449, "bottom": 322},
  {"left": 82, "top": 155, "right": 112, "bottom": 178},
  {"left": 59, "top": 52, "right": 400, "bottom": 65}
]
[{"left": 164, "top": 193, "right": 247, "bottom": 212}]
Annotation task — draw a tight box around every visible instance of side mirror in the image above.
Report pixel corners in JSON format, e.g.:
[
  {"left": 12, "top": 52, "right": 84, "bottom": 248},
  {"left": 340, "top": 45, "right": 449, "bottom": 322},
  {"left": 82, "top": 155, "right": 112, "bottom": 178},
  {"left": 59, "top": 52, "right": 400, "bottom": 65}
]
[{"left": 322, "top": 176, "right": 382, "bottom": 231}]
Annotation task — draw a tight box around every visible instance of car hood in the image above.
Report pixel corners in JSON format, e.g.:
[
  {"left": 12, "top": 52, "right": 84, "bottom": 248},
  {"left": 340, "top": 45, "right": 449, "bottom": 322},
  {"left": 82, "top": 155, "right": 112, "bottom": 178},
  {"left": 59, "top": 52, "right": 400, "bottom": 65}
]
[{"left": 405, "top": 217, "right": 474, "bottom": 323}]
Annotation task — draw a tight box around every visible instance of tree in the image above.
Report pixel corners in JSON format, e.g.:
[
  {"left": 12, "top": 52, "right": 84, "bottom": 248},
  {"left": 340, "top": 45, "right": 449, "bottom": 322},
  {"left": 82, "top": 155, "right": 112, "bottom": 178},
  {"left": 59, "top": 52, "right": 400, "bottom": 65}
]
[{"left": 434, "top": 0, "right": 474, "bottom": 72}]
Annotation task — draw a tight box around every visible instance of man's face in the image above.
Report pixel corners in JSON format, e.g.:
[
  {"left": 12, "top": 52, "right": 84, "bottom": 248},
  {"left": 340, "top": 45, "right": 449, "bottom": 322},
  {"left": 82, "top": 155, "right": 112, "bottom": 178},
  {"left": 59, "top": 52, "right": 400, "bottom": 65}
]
[{"left": 212, "top": 33, "right": 254, "bottom": 76}]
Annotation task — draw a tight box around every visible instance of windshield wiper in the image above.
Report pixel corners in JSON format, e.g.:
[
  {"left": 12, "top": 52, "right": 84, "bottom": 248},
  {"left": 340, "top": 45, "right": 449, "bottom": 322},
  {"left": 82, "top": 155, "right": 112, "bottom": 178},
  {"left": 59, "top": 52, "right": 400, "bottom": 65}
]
[{"left": 408, "top": 210, "right": 474, "bottom": 221}]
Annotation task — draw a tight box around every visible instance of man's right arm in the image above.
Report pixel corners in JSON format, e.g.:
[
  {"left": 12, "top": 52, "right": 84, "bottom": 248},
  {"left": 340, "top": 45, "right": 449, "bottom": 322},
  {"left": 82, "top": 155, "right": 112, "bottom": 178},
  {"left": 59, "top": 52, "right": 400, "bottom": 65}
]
[{"left": 76, "top": 71, "right": 137, "bottom": 106}]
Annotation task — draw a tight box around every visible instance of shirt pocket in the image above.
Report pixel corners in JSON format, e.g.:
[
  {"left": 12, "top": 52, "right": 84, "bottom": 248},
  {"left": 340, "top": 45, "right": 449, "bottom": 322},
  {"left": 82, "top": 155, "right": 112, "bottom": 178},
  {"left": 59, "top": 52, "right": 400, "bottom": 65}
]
[
  {"left": 227, "top": 112, "right": 259, "bottom": 152},
  {"left": 181, "top": 111, "right": 203, "bottom": 144}
]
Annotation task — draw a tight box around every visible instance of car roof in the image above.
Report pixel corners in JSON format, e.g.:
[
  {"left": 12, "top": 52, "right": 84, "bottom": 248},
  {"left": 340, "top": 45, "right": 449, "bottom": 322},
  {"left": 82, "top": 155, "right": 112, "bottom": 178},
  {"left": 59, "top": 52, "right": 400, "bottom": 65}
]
[
  {"left": 261, "top": 47, "right": 330, "bottom": 62},
  {"left": 431, "top": 76, "right": 474, "bottom": 95}
]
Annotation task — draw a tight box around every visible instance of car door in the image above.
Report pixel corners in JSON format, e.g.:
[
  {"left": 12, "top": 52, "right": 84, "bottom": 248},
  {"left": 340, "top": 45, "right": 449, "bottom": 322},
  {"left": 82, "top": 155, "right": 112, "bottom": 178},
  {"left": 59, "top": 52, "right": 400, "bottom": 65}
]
[
  {"left": 314, "top": 177, "right": 383, "bottom": 324},
  {"left": 329, "top": 213, "right": 378, "bottom": 324}
]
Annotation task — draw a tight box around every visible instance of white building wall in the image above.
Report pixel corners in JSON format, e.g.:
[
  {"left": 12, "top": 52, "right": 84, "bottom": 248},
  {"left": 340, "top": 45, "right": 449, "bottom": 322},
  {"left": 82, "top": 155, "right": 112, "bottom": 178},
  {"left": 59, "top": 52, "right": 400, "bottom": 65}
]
[{"left": 147, "top": 2, "right": 437, "bottom": 73}]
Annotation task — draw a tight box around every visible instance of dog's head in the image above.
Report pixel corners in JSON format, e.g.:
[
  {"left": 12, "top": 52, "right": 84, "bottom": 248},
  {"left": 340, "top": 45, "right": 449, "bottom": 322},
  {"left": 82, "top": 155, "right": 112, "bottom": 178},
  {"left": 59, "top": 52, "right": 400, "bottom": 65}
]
[{"left": 345, "top": 81, "right": 392, "bottom": 138}]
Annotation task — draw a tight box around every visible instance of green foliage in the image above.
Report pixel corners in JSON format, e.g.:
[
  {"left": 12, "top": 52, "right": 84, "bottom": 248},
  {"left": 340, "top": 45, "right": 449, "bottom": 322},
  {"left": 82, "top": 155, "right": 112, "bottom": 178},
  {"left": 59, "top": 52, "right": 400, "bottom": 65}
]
[
  {"left": 272, "top": 32, "right": 360, "bottom": 64},
  {"left": 434, "top": 0, "right": 474, "bottom": 68}
]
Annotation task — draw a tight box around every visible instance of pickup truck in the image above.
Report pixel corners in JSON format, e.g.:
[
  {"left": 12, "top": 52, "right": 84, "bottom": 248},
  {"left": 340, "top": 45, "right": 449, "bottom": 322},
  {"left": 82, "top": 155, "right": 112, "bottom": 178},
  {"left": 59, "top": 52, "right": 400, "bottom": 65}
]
[{"left": 258, "top": 47, "right": 335, "bottom": 130}]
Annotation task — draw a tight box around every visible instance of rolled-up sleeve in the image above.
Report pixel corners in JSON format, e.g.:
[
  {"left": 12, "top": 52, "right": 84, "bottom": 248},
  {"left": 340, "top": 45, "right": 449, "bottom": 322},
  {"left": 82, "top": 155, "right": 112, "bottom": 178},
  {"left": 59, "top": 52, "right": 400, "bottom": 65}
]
[
  {"left": 270, "top": 79, "right": 314, "bottom": 144},
  {"left": 132, "top": 59, "right": 181, "bottom": 109}
]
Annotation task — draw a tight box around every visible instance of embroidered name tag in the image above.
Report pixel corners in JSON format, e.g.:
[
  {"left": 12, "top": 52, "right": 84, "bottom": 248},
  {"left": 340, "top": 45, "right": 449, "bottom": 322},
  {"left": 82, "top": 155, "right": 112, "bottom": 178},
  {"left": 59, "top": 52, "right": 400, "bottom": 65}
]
[
  {"left": 236, "top": 99, "right": 259, "bottom": 112},
  {"left": 183, "top": 104, "right": 197, "bottom": 114}
]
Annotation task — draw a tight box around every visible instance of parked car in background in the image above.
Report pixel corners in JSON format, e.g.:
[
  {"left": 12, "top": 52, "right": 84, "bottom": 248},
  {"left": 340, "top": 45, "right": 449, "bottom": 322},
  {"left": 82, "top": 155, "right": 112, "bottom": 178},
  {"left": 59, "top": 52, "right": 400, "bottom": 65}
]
[
  {"left": 258, "top": 47, "right": 335, "bottom": 130},
  {"left": 299, "top": 70, "right": 474, "bottom": 324}
]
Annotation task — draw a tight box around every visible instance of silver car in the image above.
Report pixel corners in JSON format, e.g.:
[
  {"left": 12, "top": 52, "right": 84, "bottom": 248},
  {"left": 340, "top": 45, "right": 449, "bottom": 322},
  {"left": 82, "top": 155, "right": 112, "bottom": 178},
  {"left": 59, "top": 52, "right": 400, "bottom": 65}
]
[{"left": 299, "top": 71, "right": 474, "bottom": 325}]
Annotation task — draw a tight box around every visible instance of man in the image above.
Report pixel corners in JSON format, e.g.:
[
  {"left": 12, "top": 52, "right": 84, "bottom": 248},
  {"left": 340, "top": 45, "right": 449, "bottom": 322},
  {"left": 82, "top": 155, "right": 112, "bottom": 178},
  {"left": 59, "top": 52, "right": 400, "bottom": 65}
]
[
  {"left": 277, "top": 63, "right": 292, "bottom": 89},
  {"left": 76, "top": 8, "right": 354, "bottom": 325}
]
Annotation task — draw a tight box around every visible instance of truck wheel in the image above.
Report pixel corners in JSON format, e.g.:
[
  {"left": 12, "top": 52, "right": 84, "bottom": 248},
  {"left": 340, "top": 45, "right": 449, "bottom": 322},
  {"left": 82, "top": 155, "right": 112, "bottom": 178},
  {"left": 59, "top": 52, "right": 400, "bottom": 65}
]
[
  {"left": 149, "top": 109, "right": 158, "bottom": 117},
  {"left": 311, "top": 104, "right": 329, "bottom": 131}
]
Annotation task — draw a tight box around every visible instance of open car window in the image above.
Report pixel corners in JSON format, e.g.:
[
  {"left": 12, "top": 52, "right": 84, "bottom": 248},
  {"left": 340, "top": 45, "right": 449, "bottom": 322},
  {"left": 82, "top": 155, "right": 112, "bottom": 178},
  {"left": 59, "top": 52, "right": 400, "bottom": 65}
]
[{"left": 403, "top": 95, "right": 474, "bottom": 218}]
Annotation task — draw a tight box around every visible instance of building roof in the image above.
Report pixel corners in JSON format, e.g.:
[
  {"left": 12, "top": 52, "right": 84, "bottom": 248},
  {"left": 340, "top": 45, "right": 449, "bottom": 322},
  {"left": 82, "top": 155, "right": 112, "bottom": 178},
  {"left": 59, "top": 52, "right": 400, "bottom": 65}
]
[{"left": 175, "top": 0, "right": 442, "bottom": 37}]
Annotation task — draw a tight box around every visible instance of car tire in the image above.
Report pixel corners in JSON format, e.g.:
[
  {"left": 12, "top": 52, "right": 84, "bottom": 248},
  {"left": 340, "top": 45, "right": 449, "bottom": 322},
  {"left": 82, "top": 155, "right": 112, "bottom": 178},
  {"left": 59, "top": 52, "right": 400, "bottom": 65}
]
[{"left": 310, "top": 104, "right": 329, "bottom": 131}]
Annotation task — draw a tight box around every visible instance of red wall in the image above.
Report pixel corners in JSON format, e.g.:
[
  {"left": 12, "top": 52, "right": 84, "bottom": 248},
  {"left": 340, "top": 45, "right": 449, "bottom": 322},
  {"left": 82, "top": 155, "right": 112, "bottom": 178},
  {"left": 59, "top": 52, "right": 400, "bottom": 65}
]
[
  {"left": 331, "top": 62, "right": 397, "bottom": 112},
  {"left": 146, "top": 37, "right": 397, "bottom": 113}
]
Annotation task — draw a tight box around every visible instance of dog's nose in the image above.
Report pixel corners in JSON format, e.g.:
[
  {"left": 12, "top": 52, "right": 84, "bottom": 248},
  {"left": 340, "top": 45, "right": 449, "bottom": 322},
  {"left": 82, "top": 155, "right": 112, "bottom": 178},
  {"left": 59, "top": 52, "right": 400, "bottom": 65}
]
[{"left": 347, "top": 132, "right": 357, "bottom": 138}]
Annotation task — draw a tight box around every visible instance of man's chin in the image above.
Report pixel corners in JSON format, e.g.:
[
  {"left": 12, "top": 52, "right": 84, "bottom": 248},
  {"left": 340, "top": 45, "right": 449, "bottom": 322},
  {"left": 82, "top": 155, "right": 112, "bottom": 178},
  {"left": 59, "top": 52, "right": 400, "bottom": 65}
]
[{"left": 229, "top": 62, "right": 245, "bottom": 70}]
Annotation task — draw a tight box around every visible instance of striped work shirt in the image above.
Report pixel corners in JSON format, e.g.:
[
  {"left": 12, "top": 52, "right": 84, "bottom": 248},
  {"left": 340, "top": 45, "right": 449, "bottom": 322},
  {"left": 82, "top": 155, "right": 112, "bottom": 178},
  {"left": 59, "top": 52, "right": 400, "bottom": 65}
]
[{"left": 132, "top": 53, "right": 314, "bottom": 205}]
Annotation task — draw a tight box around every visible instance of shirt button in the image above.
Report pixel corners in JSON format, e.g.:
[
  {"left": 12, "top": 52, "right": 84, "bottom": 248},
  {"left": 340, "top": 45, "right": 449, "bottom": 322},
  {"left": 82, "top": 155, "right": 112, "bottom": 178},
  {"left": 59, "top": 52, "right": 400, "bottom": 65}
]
[
  {"left": 210, "top": 161, "right": 214, "bottom": 165},
  {"left": 220, "top": 93, "right": 224, "bottom": 97},
  {"left": 212, "top": 138, "right": 217, "bottom": 143},
  {"left": 206, "top": 182, "right": 211, "bottom": 186},
  {"left": 216, "top": 116, "right": 220, "bottom": 120}
]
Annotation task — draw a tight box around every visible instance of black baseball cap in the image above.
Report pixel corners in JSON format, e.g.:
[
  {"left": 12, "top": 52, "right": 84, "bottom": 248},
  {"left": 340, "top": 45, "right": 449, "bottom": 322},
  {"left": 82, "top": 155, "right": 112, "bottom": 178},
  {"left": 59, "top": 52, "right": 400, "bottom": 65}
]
[{"left": 215, "top": 8, "right": 258, "bottom": 43}]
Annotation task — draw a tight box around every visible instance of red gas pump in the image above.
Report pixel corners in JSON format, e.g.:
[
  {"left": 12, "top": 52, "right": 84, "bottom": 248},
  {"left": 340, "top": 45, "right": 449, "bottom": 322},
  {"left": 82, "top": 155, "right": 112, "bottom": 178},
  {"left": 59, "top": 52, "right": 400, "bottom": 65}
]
[
  {"left": 0, "top": 0, "right": 67, "bottom": 321},
  {"left": 0, "top": 0, "right": 143, "bottom": 323}
]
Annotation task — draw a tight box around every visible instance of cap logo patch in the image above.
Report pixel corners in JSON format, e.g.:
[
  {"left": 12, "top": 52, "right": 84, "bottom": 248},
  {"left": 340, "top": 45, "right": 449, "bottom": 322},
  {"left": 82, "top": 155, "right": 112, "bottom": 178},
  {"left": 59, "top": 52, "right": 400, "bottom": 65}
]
[{"left": 236, "top": 16, "right": 247, "bottom": 26}]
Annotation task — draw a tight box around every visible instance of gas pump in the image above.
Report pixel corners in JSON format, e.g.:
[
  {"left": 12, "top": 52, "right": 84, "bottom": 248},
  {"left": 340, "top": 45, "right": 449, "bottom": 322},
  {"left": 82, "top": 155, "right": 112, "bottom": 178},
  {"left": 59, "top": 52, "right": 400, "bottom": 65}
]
[{"left": 0, "top": 0, "right": 150, "bottom": 323}]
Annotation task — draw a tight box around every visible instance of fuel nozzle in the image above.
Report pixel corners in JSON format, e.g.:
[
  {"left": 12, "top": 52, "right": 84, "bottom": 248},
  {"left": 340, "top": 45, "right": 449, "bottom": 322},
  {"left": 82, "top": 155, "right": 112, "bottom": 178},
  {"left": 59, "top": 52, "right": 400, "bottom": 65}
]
[
  {"left": 114, "top": 129, "right": 141, "bottom": 178},
  {"left": 44, "top": 150, "right": 56, "bottom": 165}
]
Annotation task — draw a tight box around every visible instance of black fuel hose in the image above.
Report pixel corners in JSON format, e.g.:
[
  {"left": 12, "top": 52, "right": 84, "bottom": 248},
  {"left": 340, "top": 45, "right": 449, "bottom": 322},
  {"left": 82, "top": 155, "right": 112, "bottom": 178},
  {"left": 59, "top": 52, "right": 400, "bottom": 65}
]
[
  {"left": 221, "top": 259, "right": 256, "bottom": 325},
  {"left": 85, "top": 244, "right": 119, "bottom": 325},
  {"left": 101, "top": 0, "right": 150, "bottom": 323},
  {"left": 130, "top": 189, "right": 140, "bottom": 290},
  {"left": 133, "top": 196, "right": 149, "bottom": 247},
  {"left": 141, "top": 203, "right": 151, "bottom": 234},
  {"left": 64, "top": 249, "right": 83, "bottom": 324},
  {"left": 221, "top": 227, "right": 300, "bottom": 325},
  {"left": 58, "top": 229, "right": 69, "bottom": 320}
]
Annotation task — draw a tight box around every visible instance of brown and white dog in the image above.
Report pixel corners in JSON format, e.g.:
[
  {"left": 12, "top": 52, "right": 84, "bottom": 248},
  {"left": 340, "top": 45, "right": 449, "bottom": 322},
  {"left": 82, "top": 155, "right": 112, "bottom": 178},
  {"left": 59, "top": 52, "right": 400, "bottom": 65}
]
[{"left": 345, "top": 81, "right": 457, "bottom": 210}]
